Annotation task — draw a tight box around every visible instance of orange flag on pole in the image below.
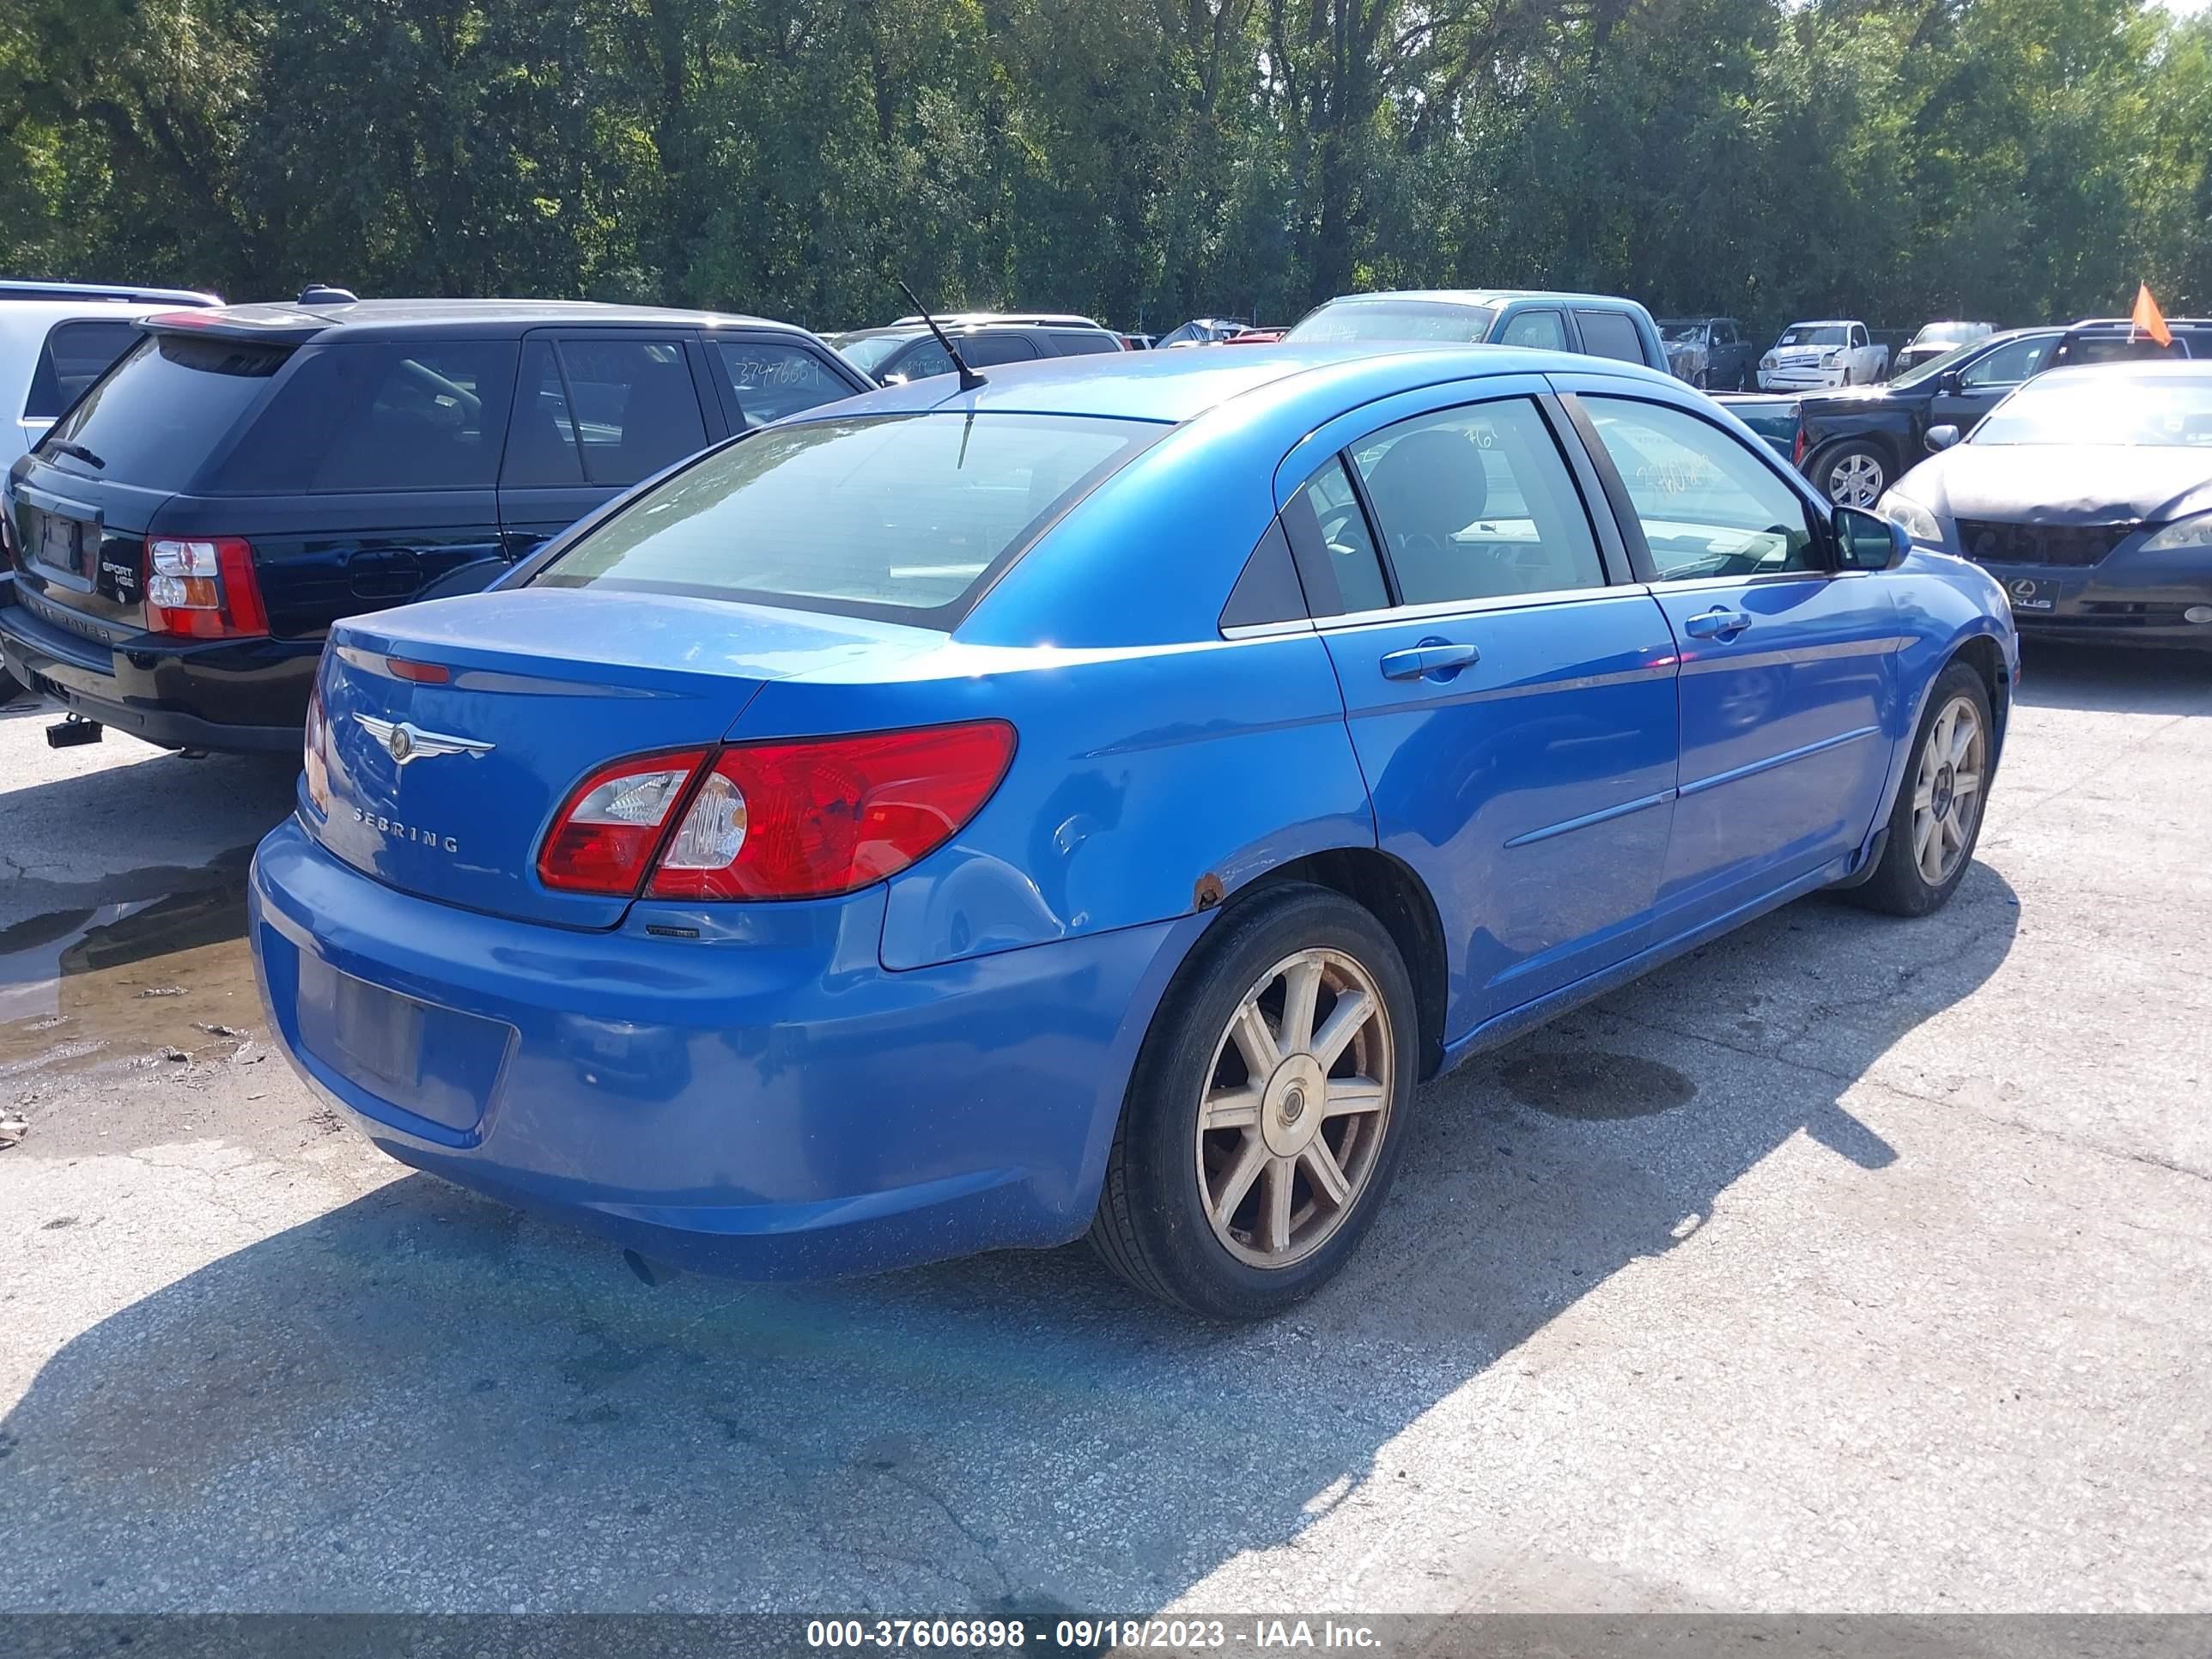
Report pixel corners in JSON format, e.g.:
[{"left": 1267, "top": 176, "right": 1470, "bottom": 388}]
[{"left": 2131, "top": 283, "right": 2173, "bottom": 347}]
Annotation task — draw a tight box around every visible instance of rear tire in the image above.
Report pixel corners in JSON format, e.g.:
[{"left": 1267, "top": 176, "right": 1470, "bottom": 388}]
[
  {"left": 1843, "top": 661, "right": 1992, "bottom": 917},
  {"left": 1089, "top": 883, "right": 1418, "bottom": 1321}
]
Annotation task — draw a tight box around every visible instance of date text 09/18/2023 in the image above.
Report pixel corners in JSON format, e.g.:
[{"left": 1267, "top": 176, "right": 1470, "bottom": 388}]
[{"left": 803, "top": 1616, "right": 1383, "bottom": 1650}]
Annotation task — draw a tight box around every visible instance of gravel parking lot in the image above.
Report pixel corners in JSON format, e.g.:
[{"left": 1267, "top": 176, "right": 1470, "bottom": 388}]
[{"left": 1, "top": 645, "right": 2208, "bottom": 1614}]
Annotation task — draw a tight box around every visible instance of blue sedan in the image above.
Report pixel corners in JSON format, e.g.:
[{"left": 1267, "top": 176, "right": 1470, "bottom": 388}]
[{"left": 249, "top": 343, "right": 2017, "bottom": 1319}]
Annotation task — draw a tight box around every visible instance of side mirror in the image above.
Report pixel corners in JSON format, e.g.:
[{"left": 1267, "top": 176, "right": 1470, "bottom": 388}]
[
  {"left": 1834, "top": 505, "right": 1908, "bottom": 571},
  {"left": 1934, "top": 370, "right": 1961, "bottom": 396},
  {"left": 1925, "top": 424, "right": 1961, "bottom": 453}
]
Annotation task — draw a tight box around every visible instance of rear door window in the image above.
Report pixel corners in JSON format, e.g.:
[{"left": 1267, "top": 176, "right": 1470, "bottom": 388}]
[
  {"left": 1574, "top": 310, "right": 1647, "bottom": 365},
  {"left": 553, "top": 338, "right": 710, "bottom": 487},
  {"left": 24, "top": 319, "right": 143, "bottom": 420},
  {"left": 213, "top": 341, "right": 518, "bottom": 493},
  {"left": 1046, "top": 330, "right": 1120, "bottom": 356},
  {"left": 708, "top": 340, "right": 853, "bottom": 432},
  {"left": 1348, "top": 398, "right": 1606, "bottom": 603},
  {"left": 957, "top": 335, "right": 1042, "bottom": 368},
  {"left": 1498, "top": 310, "right": 1567, "bottom": 350},
  {"left": 38, "top": 332, "right": 290, "bottom": 490}
]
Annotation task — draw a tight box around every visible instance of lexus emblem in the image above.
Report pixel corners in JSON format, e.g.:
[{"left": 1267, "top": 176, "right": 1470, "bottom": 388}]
[{"left": 2010, "top": 579, "right": 2039, "bottom": 601}]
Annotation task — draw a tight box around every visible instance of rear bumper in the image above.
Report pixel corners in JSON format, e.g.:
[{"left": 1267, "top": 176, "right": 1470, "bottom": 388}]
[
  {"left": 248, "top": 817, "right": 1200, "bottom": 1278},
  {"left": 0, "top": 595, "right": 315, "bottom": 750}
]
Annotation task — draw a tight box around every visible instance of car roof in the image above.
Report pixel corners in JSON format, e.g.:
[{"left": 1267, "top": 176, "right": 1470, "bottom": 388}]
[
  {"left": 890, "top": 312, "right": 1107, "bottom": 330},
  {"left": 0, "top": 279, "right": 221, "bottom": 307},
  {"left": 836, "top": 319, "right": 1078, "bottom": 343},
  {"left": 2063, "top": 316, "right": 2212, "bottom": 331},
  {"left": 2031, "top": 359, "right": 2212, "bottom": 386},
  {"left": 1784, "top": 319, "right": 1858, "bottom": 328},
  {"left": 809, "top": 338, "right": 1677, "bottom": 426},
  {"left": 1316, "top": 289, "right": 1644, "bottom": 310},
  {"left": 161, "top": 297, "right": 816, "bottom": 340}
]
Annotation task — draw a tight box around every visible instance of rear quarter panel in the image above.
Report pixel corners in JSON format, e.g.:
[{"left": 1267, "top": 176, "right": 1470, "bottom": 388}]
[{"left": 716, "top": 633, "right": 1376, "bottom": 972}]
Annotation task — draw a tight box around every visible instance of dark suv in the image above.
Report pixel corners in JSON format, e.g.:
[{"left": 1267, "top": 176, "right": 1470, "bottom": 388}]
[
  {"left": 2048, "top": 315, "right": 2212, "bottom": 368},
  {"left": 831, "top": 314, "right": 1123, "bottom": 384},
  {"left": 0, "top": 299, "right": 868, "bottom": 752}
]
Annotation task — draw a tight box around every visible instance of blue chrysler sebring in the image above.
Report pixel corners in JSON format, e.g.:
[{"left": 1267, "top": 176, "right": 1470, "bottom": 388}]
[{"left": 250, "top": 343, "right": 2016, "bottom": 1319}]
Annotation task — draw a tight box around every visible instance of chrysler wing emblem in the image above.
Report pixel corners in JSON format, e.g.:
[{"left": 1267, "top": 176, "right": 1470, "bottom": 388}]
[{"left": 354, "top": 714, "right": 495, "bottom": 768}]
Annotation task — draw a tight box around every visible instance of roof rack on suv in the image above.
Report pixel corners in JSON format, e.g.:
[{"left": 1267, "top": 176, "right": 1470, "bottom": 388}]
[
  {"left": 890, "top": 312, "right": 1109, "bottom": 331},
  {"left": 0, "top": 279, "right": 222, "bottom": 307}
]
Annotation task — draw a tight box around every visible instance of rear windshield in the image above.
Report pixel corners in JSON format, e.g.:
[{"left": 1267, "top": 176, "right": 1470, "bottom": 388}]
[
  {"left": 35, "top": 331, "right": 288, "bottom": 489},
  {"left": 832, "top": 333, "right": 916, "bottom": 378},
  {"left": 1287, "top": 301, "right": 1498, "bottom": 344},
  {"left": 532, "top": 411, "right": 1164, "bottom": 624}
]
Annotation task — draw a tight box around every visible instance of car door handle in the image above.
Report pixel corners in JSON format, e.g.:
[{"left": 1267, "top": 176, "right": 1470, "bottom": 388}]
[
  {"left": 1683, "top": 608, "right": 1752, "bottom": 641},
  {"left": 1379, "top": 639, "right": 1480, "bottom": 681}
]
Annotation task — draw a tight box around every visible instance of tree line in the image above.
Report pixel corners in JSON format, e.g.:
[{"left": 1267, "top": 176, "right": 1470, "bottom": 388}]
[{"left": 3, "top": 0, "right": 2208, "bottom": 337}]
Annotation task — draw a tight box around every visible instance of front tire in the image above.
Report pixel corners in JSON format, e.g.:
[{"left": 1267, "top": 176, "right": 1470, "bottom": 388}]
[
  {"left": 1843, "top": 662, "right": 1992, "bottom": 917},
  {"left": 1814, "top": 440, "right": 1891, "bottom": 507},
  {"left": 1089, "top": 883, "right": 1418, "bottom": 1321}
]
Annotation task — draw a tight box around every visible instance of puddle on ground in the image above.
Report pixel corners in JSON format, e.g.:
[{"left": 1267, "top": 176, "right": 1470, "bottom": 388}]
[
  {"left": 1497, "top": 1048, "right": 1698, "bottom": 1121},
  {"left": 0, "top": 847, "right": 259, "bottom": 1077}
]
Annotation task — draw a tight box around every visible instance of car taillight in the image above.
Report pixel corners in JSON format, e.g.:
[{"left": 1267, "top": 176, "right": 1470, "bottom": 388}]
[
  {"left": 536, "top": 721, "right": 1017, "bottom": 902},
  {"left": 1793, "top": 425, "right": 1808, "bottom": 465},
  {"left": 145, "top": 537, "right": 267, "bottom": 638},
  {"left": 538, "top": 749, "right": 710, "bottom": 894},
  {"left": 304, "top": 678, "right": 331, "bottom": 816}
]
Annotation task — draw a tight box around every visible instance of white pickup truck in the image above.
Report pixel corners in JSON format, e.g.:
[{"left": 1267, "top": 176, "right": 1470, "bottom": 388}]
[{"left": 1757, "top": 319, "right": 1889, "bottom": 391}]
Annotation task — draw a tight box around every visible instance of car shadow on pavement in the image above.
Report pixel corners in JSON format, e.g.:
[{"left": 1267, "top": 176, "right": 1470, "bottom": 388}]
[
  {"left": 2014, "top": 641, "right": 2212, "bottom": 715},
  {"left": 0, "top": 861, "right": 2021, "bottom": 1613}
]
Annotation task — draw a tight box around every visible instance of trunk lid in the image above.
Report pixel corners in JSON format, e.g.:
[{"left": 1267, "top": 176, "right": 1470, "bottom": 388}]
[{"left": 313, "top": 587, "right": 935, "bottom": 927}]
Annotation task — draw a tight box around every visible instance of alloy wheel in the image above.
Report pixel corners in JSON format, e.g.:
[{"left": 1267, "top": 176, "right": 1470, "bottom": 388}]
[
  {"left": 1194, "top": 947, "right": 1395, "bottom": 1269},
  {"left": 1827, "top": 451, "right": 1886, "bottom": 507},
  {"left": 1911, "top": 695, "right": 1985, "bottom": 885}
]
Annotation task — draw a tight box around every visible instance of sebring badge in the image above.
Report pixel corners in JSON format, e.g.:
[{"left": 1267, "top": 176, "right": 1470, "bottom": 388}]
[{"left": 354, "top": 714, "right": 495, "bottom": 768}]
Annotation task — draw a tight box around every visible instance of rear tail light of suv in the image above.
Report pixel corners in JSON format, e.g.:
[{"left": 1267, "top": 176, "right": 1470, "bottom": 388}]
[
  {"left": 145, "top": 536, "right": 268, "bottom": 638},
  {"left": 538, "top": 721, "right": 1018, "bottom": 902}
]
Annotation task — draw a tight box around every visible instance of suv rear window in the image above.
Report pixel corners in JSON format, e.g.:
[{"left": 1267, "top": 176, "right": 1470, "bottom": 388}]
[
  {"left": 36, "top": 332, "right": 289, "bottom": 490},
  {"left": 24, "top": 319, "right": 143, "bottom": 420},
  {"left": 532, "top": 411, "right": 1161, "bottom": 624},
  {"left": 214, "top": 341, "right": 519, "bottom": 492}
]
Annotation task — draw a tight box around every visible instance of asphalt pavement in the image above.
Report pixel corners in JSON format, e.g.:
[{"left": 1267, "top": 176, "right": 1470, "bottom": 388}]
[{"left": 1, "top": 646, "right": 2208, "bottom": 1613}]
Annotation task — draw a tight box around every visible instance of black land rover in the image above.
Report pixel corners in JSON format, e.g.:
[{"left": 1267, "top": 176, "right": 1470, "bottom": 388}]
[{"left": 1, "top": 299, "right": 868, "bottom": 751}]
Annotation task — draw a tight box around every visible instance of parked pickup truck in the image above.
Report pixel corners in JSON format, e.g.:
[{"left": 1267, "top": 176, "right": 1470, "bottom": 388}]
[{"left": 1758, "top": 320, "right": 1888, "bottom": 392}]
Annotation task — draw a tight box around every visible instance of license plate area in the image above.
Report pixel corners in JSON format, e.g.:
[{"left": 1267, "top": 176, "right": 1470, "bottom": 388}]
[
  {"left": 295, "top": 954, "right": 514, "bottom": 1134},
  {"left": 2006, "top": 577, "right": 2063, "bottom": 613},
  {"left": 32, "top": 509, "right": 97, "bottom": 589}
]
